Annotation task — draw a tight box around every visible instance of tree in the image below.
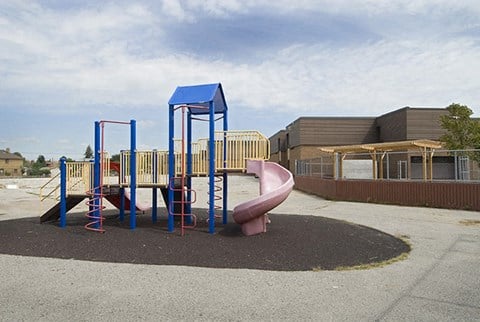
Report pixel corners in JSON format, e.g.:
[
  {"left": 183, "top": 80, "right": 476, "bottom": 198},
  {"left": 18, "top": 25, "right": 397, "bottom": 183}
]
[
  {"left": 111, "top": 154, "right": 120, "bottom": 162},
  {"left": 27, "top": 155, "right": 50, "bottom": 176},
  {"left": 84, "top": 145, "right": 93, "bottom": 159},
  {"left": 36, "top": 155, "right": 46, "bottom": 167},
  {"left": 440, "top": 103, "right": 480, "bottom": 160}
]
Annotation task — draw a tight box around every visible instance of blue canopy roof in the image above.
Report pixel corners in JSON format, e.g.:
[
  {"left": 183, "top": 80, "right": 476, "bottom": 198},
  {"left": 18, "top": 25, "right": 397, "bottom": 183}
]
[{"left": 168, "top": 83, "right": 228, "bottom": 115}]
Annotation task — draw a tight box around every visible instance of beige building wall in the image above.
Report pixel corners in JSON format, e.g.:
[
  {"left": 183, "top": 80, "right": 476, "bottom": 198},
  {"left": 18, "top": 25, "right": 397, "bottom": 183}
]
[
  {"left": 0, "top": 159, "right": 23, "bottom": 176},
  {"left": 270, "top": 107, "right": 452, "bottom": 174}
]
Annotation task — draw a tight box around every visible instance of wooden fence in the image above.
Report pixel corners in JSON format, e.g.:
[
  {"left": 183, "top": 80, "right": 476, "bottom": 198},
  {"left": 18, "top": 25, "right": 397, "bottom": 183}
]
[{"left": 294, "top": 176, "right": 480, "bottom": 211}]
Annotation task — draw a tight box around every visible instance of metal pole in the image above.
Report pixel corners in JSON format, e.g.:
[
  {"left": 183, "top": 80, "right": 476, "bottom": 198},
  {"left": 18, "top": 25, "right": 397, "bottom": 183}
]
[
  {"left": 93, "top": 121, "right": 101, "bottom": 229},
  {"left": 454, "top": 151, "right": 458, "bottom": 181},
  {"left": 152, "top": 150, "right": 157, "bottom": 224},
  {"left": 59, "top": 157, "right": 67, "bottom": 228},
  {"left": 208, "top": 101, "right": 215, "bottom": 234},
  {"left": 222, "top": 105, "right": 228, "bottom": 224},
  {"left": 119, "top": 187, "right": 125, "bottom": 222},
  {"left": 168, "top": 104, "right": 175, "bottom": 232},
  {"left": 129, "top": 119, "right": 137, "bottom": 230},
  {"left": 185, "top": 110, "right": 192, "bottom": 225}
]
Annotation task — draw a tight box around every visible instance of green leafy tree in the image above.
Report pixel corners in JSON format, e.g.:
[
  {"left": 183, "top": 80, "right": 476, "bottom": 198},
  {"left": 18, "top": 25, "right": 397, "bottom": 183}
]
[
  {"left": 84, "top": 145, "right": 93, "bottom": 159},
  {"left": 111, "top": 154, "right": 120, "bottom": 162},
  {"left": 27, "top": 155, "right": 50, "bottom": 176},
  {"left": 61, "top": 156, "right": 75, "bottom": 162},
  {"left": 440, "top": 103, "right": 480, "bottom": 161},
  {"left": 35, "top": 155, "right": 46, "bottom": 167}
]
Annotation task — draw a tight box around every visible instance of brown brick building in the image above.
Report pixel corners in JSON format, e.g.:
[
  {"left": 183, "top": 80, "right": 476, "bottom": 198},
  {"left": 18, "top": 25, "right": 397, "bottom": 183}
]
[
  {"left": 270, "top": 107, "right": 450, "bottom": 173},
  {"left": 0, "top": 149, "right": 24, "bottom": 176}
]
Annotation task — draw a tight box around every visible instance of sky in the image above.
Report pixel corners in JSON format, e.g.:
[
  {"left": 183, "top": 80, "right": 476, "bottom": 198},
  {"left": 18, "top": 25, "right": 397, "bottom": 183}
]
[{"left": 1, "top": 0, "right": 479, "bottom": 160}]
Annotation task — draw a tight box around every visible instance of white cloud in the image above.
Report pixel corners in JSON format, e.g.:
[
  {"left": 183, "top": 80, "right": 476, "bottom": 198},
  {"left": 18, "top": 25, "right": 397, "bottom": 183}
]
[
  {"left": 17, "top": 137, "right": 41, "bottom": 144},
  {"left": 184, "top": 0, "right": 247, "bottom": 17},
  {"left": 208, "top": 39, "right": 480, "bottom": 115},
  {"left": 137, "top": 120, "right": 156, "bottom": 129},
  {"left": 172, "top": 0, "right": 480, "bottom": 18},
  {"left": 162, "top": 0, "right": 195, "bottom": 22},
  {"left": 0, "top": 0, "right": 479, "bottom": 119}
]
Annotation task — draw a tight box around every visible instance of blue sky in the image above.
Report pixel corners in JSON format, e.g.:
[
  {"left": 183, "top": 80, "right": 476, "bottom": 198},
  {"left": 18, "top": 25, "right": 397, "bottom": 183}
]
[{"left": 1, "top": 0, "right": 479, "bottom": 160}]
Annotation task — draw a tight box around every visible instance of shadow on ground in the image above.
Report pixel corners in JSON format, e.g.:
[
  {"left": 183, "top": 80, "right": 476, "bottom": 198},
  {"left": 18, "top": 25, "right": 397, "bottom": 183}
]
[{"left": 0, "top": 209, "right": 410, "bottom": 271}]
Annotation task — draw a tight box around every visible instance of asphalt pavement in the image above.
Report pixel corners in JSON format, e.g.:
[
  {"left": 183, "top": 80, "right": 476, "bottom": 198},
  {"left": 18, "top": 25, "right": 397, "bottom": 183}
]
[{"left": 0, "top": 176, "right": 479, "bottom": 321}]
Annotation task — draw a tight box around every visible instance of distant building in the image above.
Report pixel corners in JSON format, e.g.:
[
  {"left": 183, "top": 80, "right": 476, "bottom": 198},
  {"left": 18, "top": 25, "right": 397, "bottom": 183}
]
[
  {"left": 0, "top": 149, "right": 24, "bottom": 176},
  {"left": 270, "top": 107, "right": 449, "bottom": 169},
  {"left": 268, "top": 107, "right": 476, "bottom": 180}
]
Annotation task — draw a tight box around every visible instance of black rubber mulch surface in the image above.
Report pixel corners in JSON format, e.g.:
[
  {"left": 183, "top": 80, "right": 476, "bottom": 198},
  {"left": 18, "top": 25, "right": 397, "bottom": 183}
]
[{"left": 0, "top": 209, "right": 410, "bottom": 271}]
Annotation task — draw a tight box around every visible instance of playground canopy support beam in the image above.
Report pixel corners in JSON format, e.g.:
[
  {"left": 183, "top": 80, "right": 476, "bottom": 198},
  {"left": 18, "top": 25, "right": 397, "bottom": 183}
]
[
  {"left": 222, "top": 103, "right": 228, "bottom": 225},
  {"left": 168, "top": 104, "right": 175, "bottom": 232},
  {"left": 208, "top": 101, "right": 215, "bottom": 233}
]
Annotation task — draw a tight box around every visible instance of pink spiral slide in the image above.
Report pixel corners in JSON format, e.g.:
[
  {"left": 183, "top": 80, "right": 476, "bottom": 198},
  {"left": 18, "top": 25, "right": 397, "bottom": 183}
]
[{"left": 232, "top": 159, "right": 295, "bottom": 236}]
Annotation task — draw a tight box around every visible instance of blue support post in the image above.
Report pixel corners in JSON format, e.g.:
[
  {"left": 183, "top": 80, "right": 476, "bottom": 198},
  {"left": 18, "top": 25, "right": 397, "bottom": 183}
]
[
  {"left": 185, "top": 110, "right": 192, "bottom": 225},
  {"left": 152, "top": 150, "right": 157, "bottom": 223},
  {"left": 223, "top": 107, "right": 228, "bottom": 224},
  {"left": 59, "top": 157, "right": 67, "bottom": 228},
  {"left": 168, "top": 104, "right": 175, "bottom": 232},
  {"left": 208, "top": 101, "right": 215, "bottom": 233},
  {"left": 119, "top": 187, "right": 125, "bottom": 222},
  {"left": 93, "top": 121, "right": 101, "bottom": 229},
  {"left": 152, "top": 188, "right": 157, "bottom": 223},
  {"left": 129, "top": 120, "right": 137, "bottom": 230}
]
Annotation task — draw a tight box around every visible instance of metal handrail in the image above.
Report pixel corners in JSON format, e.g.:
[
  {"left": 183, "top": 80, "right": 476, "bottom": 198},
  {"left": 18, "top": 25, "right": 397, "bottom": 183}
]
[{"left": 39, "top": 172, "right": 60, "bottom": 201}]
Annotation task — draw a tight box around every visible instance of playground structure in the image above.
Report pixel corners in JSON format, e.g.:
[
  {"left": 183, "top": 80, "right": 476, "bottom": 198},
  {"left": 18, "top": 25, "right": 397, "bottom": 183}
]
[{"left": 40, "top": 83, "right": 294, "bottom": 235}]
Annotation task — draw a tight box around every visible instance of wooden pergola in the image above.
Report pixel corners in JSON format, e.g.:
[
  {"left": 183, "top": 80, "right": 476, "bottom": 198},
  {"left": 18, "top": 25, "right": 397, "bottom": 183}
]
[{"left": 319, "top": 139, "right": 443, "bottom": 181}]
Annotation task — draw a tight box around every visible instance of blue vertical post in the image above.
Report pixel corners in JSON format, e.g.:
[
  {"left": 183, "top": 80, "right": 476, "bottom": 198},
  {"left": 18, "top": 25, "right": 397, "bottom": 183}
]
[
  {"left": 222, "top": 106, "right": 228, "bottom": 224},
  {"left": 185, "top": 110, "right": 192, "bottom": 224},
  {"left": 168, "top": 104, "right": 175, "bottom": 232},
  {"left": 119, "top": 187, "right": 125, "bottom": 222},
  {"left": 88, "top": 159, "right": 94, "bottom": 215},
  {"left": 59, "top": 157, "right": 67, "bottom": 228},
  {"left": 129, "top": 120, "right": 137, "bottom": 230},
  {"left": 152, "top": 150, "right": 157, "bottom": 223},
  {"left": 208, "top": 101, "right": 215, "bottom": 233},
  {"left": 93, "top": 121, "right": 101, "bottom": 229}
]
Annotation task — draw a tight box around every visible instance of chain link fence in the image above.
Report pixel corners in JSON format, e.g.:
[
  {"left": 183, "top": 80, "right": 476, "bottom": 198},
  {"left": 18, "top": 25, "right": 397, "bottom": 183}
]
[{"left": 295, "top": 149, "right": 480, "bottom": 182}]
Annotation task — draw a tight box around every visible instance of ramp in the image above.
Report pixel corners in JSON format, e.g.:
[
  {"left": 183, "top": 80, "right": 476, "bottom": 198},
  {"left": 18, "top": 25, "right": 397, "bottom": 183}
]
[{"left": 40, "top": 195, "right": 86, "bottom": 223}]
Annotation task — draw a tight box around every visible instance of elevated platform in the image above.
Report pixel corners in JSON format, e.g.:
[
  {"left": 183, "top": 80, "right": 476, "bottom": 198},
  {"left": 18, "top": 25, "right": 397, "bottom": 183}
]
[
  {"left": 41, "top": 130, "right": 269, "bottom": 202},
  {"left": 40, "top": 185, "right": 150, "bottom": 223}
]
